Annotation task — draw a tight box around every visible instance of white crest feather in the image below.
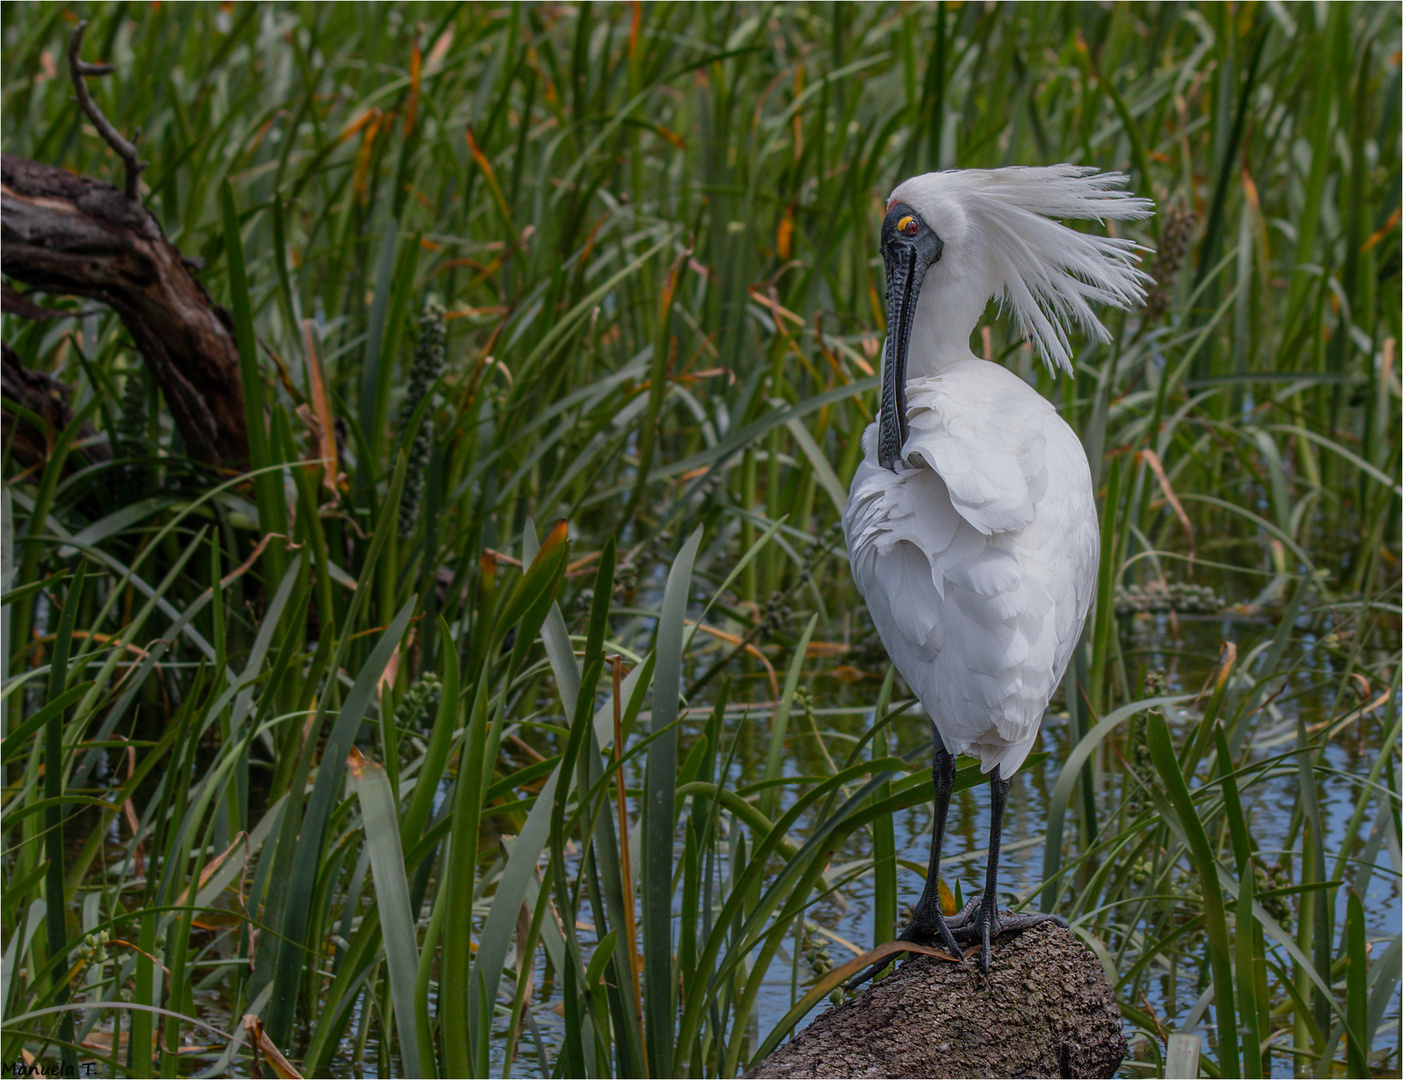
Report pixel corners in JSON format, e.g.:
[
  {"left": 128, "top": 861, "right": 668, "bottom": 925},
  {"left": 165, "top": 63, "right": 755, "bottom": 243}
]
[{"left": 889, "top": 165, "right": 1154, "bottom": 373}]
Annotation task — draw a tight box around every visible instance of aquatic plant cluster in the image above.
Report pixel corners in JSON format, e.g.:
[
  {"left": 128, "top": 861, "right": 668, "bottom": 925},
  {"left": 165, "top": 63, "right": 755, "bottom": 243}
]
[{"left": 2, "top": 4, "right": 1398, "bottom": 1078}]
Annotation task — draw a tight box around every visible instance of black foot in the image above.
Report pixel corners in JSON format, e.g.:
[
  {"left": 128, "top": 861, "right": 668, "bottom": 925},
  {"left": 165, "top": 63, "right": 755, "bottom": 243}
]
[
  {"left": 843, "top": 898, "right": 979, "bottom": 992},
  {"left": 845, "top": 902, "right": 1067, "bottom": 990},
  {"left": 946, "top": 901, "right": 1067, "bottom": 973}
]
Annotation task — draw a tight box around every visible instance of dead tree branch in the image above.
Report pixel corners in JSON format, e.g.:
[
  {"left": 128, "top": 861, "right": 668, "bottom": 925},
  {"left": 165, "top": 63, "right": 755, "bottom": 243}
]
[
  {"left": 68, "top": 20, "right": 146, "bottom": 205},
  {"left": 2, "top": 27, "right": 249, "bottom": 469}
]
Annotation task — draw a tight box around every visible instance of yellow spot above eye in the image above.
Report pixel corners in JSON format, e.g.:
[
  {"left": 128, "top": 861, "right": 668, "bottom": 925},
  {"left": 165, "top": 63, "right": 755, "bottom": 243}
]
[{"left": 898, "top": 215, "right": 917, "bottom": 235}]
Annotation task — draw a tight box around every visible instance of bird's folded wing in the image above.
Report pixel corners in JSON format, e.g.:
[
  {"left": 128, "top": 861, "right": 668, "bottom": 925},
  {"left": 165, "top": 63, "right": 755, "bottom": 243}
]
[{"left": 902, "top": 366, "right": 1053, "bottom": 536}]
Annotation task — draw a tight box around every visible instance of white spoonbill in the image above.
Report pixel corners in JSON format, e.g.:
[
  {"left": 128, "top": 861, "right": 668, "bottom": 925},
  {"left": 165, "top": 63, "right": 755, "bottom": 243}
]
[{"left": 844, "top": 166, "right": 1152, "bottom": 984}]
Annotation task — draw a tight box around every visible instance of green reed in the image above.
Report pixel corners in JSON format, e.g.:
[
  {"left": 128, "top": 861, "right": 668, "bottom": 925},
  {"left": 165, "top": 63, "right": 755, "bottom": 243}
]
[{"left": 2, "top": 3, "right": 1398, "bottom": 1076}]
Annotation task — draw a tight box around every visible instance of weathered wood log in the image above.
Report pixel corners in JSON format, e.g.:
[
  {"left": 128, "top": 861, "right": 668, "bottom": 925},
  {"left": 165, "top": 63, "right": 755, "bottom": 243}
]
[
  {"left": 748, "top": 921, "right": 1127, "bottom": 1079},
  {"left": 1, "top": 340, "right": 110, "bottom": 475},
  {"left": 1, "top": 155, "right": 248, "bottom": 468},
  {"left": 0, "top": 23, "right": 248, "bottom": 469}
]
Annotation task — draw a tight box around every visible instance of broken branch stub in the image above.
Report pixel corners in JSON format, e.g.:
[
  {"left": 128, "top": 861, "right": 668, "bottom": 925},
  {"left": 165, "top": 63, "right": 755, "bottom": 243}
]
[{"left": 67, "top": 20, "right": 147, "bottom": 205}]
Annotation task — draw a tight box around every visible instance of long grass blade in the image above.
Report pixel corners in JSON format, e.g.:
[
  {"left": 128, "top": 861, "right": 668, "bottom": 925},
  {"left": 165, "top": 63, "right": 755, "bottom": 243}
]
[
  {"left": 1146, "top": 710, "right": 1239, "bottom": 1077},
  {"left": 347, "top": 746, "right": 428, "bottom": 1078},
  {"left": 641, "top": 526, "right": 701, "bottom": 1078},
  {"left": 1344, "top": 889, "right": 1369, "bottom": 1079},
  {"left": 42, "top": 561, "right": 83, "bottom": 1079}
]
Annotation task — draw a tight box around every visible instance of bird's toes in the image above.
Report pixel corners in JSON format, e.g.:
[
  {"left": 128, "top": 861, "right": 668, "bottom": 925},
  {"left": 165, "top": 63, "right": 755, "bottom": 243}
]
[
  {"left": 999, "top": 910, "right": 1067, "bottom": 933},
  {"left": 900, "top": 917, "right": 964, "bottom": 960},
  {"left": 941, "top": 896, "right": 982, "bottom": 929},
  {"left": 866, "top": 909, "right": 1065, "bottom": 982},
  {"left": 947, "top": 915, "right": 991, "bottom": 943},
  {"left": 844, "top": 915, "right": 969, "bottom": 993},
  {"left": 931, "top": 924, "right": 964, "bottom": 959}
]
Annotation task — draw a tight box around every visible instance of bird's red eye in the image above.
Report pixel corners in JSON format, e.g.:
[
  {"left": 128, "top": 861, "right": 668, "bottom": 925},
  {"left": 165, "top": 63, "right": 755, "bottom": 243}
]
[{"left": 898, "top": 215, "right": 918, "bottom": 235}]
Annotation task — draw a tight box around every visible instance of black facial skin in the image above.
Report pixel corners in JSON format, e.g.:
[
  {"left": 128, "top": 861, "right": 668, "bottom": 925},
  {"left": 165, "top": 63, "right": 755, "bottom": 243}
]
[{"left": 877, "top": 202, "right": 944, "bottom": 472}]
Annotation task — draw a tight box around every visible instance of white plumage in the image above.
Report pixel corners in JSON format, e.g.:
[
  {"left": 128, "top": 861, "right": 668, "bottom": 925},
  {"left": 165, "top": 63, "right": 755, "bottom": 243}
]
[
  {"left": 885, "top": 167, "right": 1152, "bottom": 375},
  {"left": 844, "top": 361, "right": 1098, "bottom": 775},
  {"left": 843, "top": 165, "right": 1151, "bottom": 982},
  {"left": 845, "top": 166, "right": 1151, "bottom": 776}
]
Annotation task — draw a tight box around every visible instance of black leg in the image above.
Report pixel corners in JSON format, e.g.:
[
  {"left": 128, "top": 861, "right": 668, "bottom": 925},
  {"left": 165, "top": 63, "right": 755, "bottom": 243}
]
[
  {"left": 974, "top": 767, "right": 1011, "bottom": 971},
  {"left": 947, "top": 766, "right": 1066, "bottom": 972},
  {"left": 846, "top": 746, "right": 962, "bottom": 990},
  {"left": 906, "top": 747, "right": 960, "bottom": 950},
  {"left": 847, "top": 754, "right": 1068, "bottom": 992}
]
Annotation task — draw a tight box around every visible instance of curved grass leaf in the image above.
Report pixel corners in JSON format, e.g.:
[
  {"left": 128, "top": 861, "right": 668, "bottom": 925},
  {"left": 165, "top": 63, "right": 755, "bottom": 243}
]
[
  {"left": 1040, "top": 694, "right": 1192, "bottom": 913},
  {"left": 1146, "top": 710, "right": 1239, "bottom": 1077}
]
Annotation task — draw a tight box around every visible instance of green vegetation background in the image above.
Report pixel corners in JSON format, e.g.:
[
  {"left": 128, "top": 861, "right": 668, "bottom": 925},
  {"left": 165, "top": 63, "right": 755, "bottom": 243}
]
[{"left": 2, "top": 3, "right": 1399, "bottom": 1078}]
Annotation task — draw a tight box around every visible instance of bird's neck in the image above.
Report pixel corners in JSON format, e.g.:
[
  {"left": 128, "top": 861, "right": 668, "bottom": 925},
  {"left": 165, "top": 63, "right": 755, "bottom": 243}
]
[{"left": 902, "top": 264, "right": 991, "bottom": 379}]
